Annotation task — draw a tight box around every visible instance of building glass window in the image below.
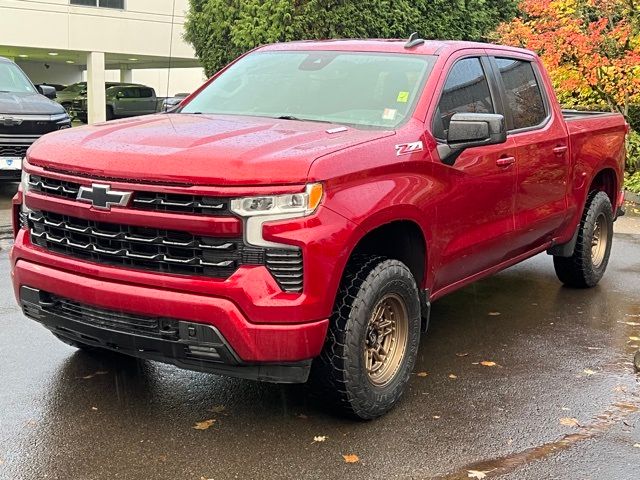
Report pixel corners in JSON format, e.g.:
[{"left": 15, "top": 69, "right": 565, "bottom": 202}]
[{"left": 70, "top": 0, "right": 125, "bottom": 9}]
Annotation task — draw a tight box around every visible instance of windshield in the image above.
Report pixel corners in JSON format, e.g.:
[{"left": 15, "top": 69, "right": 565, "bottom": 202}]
[
  {"left": 181, "top": 51, "right": 435, "bottom": 129},
  {"left": 0, "top": 62, "right": 36, "bottom": 94},
  {"left": 61, "top": 83, "right": 85, "bottom": 93}
]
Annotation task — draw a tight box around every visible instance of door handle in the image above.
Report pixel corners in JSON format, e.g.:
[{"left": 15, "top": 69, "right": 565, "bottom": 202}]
[
  {"left": 496, "top": 156, "right": 516, "bottom": 167},
  {"left": 553, "top": 145, "right": 568, "bottom": 155}
]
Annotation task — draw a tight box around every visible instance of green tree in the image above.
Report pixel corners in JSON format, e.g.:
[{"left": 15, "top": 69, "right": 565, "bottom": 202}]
[{"left": 185, "top": 0, "right": 518, "bottom": 76}]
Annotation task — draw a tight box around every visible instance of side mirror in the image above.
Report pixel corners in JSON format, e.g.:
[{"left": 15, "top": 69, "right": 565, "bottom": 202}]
[
  {"left": 36, "top": 84, "right": 57, "bottom": 100},
  {"left": 438, "top": 113, "right": 507, "bottom": 165}
]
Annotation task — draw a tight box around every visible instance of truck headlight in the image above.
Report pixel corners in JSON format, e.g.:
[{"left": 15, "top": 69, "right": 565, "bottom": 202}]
[
  {"left": 230, "top": 183, "right": 323, "bottom": 248},
  {"left": 20, "top": 169, "right": 32, "bottom": 216}
]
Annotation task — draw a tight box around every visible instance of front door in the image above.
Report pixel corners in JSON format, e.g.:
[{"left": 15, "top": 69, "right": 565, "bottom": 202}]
[{"left": 431, "top": 55, "right": 518, "bottom": 291}]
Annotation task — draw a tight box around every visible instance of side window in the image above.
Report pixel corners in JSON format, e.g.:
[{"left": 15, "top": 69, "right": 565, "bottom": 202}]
[
  {"left": 495, "top": 58, "right": 546, "bottom": 130},
  {"left": 139, "top": 88, "right": 153, "bottom": 98},
  {"left": 122, "top": 88, "right": 140, "bottom": 99},
  {"left": 433, "top": 57, "right": 494, "bottom": 140}
]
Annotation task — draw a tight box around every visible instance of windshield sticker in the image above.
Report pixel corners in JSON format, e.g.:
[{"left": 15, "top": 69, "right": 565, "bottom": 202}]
[
  {"left": 396, "top": 91, "right": 410, "bottom": 103},
  {"left": 382, "top": 108, "right": 397, "bottom": 120},
  {"left": 395, "top": 141, "right": 424, "bottom": 156}
]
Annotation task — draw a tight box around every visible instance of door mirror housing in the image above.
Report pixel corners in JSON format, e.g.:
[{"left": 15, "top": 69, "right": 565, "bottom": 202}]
[
  {"left": 438, "top": 113, "right": 507, "bottom": 166},
  {"left": 36, "top": 84, "right": 57, "bottom": 100}
]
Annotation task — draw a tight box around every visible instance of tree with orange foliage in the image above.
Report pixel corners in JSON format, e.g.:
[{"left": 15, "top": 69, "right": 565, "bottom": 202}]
[{"left": 494, "top": 0, "right": 640, "bottom": 117}]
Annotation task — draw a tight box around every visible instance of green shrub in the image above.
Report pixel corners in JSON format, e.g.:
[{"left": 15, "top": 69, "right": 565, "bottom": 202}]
[
  {"left": 625, "top": 172, "right": 640, "bottom": 194},
  {"left": 628, "top": 129, "right": 640, "bottom": 174}
]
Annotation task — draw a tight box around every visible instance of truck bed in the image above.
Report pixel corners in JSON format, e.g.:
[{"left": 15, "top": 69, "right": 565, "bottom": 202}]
[{"left": 562, "top": 109, "right": 617, "bottom": 121}]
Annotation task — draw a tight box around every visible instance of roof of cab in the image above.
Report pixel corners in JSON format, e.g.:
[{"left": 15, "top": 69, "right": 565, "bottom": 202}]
[{"left": 257, "top": 39, "right": 535, "bottom": 57}]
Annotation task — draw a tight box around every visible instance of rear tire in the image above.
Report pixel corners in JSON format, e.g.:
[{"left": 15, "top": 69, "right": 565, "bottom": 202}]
[
  {"left": 310, "top": 256, "right": 421, "bottom": 419},
  {"left": 553, "top": 191, "right": 613, "bottom": 288}
]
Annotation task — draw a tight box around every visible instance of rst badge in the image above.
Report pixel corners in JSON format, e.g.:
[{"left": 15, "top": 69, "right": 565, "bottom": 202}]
[{"left": 395, "top": 141, "right": 424, "bottom": 156}]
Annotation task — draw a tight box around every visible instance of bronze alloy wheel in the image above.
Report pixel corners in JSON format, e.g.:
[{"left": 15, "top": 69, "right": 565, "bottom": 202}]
[
  {"left": 591, "top": 212, "right": 609, "bottom": 268},
  {"left": 364, "top": 293, "right": 409, "bottom": 387}
]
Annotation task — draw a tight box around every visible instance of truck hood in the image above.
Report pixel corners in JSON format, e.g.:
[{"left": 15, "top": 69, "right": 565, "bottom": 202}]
[
  {"left": 27, "top": 113, "right": 393, "bottom": 186},
  {"left": 0, "top": 91, "right": 66, "bottom": 115}
]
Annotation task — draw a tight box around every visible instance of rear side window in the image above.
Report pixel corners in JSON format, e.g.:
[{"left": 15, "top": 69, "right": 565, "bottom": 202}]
[
  {"left": 495, "top": 58, "right": 546, "bottom": 130},
  {"left": 433, "top": 57, "right": 494, "bottom": 139},
  {"left": 139, "top": 88, "right": 154, "bottom": 98}
]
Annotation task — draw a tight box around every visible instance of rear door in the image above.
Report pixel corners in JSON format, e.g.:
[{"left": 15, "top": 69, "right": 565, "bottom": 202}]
[
  {"left": 430, "top": 52, "right": 518, "bottom": 290},
  {"left": 488, "top": 54, "right": 570, "bottom": 256},
  {"left": 138, "top": 87, "right": 157, "bottom": 114}
]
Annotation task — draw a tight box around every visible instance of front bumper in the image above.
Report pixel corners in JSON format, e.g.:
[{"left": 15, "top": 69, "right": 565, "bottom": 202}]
[
  {"left": 20, "top": 286, "right": 312, "bottom": 383},
  {"left": 13, "top": 256, "right": 329, "bottom": 382}
]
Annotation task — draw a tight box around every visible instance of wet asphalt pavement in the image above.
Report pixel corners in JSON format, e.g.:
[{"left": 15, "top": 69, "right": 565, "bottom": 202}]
[{"left": 0, "top": 184, "right": 639, "bottom": 480}]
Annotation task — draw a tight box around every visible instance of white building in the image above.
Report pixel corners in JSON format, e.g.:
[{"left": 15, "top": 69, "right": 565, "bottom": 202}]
[{"left": 0, "top": 0, "right": 204, "bottom": 123}]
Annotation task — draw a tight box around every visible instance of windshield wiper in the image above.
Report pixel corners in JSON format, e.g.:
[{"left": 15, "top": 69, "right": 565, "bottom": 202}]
[{"left": 275, "top": 115, "right": 351, "bottom": 126}]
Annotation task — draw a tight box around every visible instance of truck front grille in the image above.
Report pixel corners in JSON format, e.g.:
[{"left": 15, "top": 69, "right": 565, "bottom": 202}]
[
  {"left": 28, "top": 210, "right": 253, "bottom": 278},
  {"left": 0, "top": 144, "right": 29, "bottom": 158},
  {"left": 28, "top": 174, "right": 232, "bottom": 216},
  {"left": 27, "top": 210, "right": 304, "bottom": 291}
]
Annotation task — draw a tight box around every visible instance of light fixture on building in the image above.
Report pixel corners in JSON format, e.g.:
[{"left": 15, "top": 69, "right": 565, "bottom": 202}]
[
  {"left": 66, "top": 60, "right": 75, "bottom": 64},
  {"left": 48, "top": 52, "right": 59, "bottom": 56},
  {"left": 18, "top": 54, "right": 29, "bottom": 58},
  {"left": 128, "top": 58, "right": 138, "bottom": 61}
]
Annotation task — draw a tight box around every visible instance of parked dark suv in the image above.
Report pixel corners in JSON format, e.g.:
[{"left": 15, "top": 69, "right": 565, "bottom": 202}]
[
  {"left": 71, "top": 84, "right": 158, "bottom": 122},
  {"left": 0, "top": 56, "right": 70, "bottom": 180}
]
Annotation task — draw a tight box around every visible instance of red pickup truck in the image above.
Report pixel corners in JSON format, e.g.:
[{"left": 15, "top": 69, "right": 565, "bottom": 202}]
[{"left": 11, "top": 38, "right": 627, "bottom": 419}]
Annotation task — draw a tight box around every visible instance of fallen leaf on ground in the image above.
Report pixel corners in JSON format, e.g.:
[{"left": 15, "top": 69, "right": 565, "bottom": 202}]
[
  {"left": 91, "top": 407, "right": 98, "bottom": 411},
  {"left": 342, "top": 454, "right": 359, "bottom": 463},
  {"left": 448, "top": 374, "right": 458, "bottom": 379},
  {"left": 559, "top": 417, "right": 580, "bottom": 428},
  {"left": 488, "top": 312, "right": 501, "bottom": 316},
  {"left": 433, "top": 415, "right": 441, "bottom": 419},
  {"left": 586, "top": 346, "right": 603, "bottom": 350},
  {"left": 208, "top": 405, "right": 226, "bottom": 413},
  {"left": 79, "top": 370, "right": 108, "bottom": 379},
  {"left": 297, "top": 413, "right": 309, "bottom": 420},
  {"left": 629, "top": 336, "right": 640, "bottom": 341},
  {"left": 313, "top": 436, "right": 327, "bottom": 443},
  {"left": 619, "top": 321, "right": 640, "bottom": 326},
  {"left": 193, "top": 419, "right": 216, "bottom": 430},
  {"left": 633, "top": 443, "right": 640, "bottom": 448},
  {"left": 456, "top": 352, "right": 469, "bottom": 357},
  {"left": 480, "top": 361, "right": 498, "bottom": 367},
  {"left": 583, "top": 369, "right": 596, "bottom": 375},
  {"left": 416, "top": 371, "right": 429, "bottom": 377},
  {"left": 467, "top": 470, "right": 489, "bottom": 479}
]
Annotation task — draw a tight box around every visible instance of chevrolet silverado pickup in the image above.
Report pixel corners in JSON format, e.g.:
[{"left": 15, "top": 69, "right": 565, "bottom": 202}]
[
  {"left": 11, "top": 38, "right": 627, "bottom": 419},
  {"left": 0, "top": 56, "right": 70, "bottom": 180}
]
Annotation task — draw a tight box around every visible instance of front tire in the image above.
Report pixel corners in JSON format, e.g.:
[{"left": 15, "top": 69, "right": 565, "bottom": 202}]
[
  {"left": 553, "top": 191, "right": 613, "bottom": 288},
  {"left": 310, "top": 256, "right": 421, "bottom": 419}
]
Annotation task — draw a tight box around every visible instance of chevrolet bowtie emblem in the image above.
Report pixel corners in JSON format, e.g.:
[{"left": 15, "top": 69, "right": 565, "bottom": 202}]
[
  {"left": 77, "top": 183, "right": 132, "bottom": 210},
  {"left": 0, "top": 116, "right": 23, "bottom": 127}
]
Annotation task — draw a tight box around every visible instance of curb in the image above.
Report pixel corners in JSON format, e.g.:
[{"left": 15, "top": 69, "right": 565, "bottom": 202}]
[{"left": 625, "top": 190, "right": 640, "bottom": 205}]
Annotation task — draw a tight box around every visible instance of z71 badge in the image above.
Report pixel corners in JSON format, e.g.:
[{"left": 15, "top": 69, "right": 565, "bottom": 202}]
[{"left": 395, "top": 141, "right": 424, "bottom": 156}]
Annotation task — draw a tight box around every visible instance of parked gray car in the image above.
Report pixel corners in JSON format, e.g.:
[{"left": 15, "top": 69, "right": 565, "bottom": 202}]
[{"left": 70, "top": 84, "right": 158, "bottom": 122}]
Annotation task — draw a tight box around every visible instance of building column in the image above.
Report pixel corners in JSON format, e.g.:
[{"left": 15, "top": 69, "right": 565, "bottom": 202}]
[
  {"left": 120, "top": 66, "right": 133, "bottom": 83},
  {"left": 86, "top": 51, "right": 106, "bottom": 124}
]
